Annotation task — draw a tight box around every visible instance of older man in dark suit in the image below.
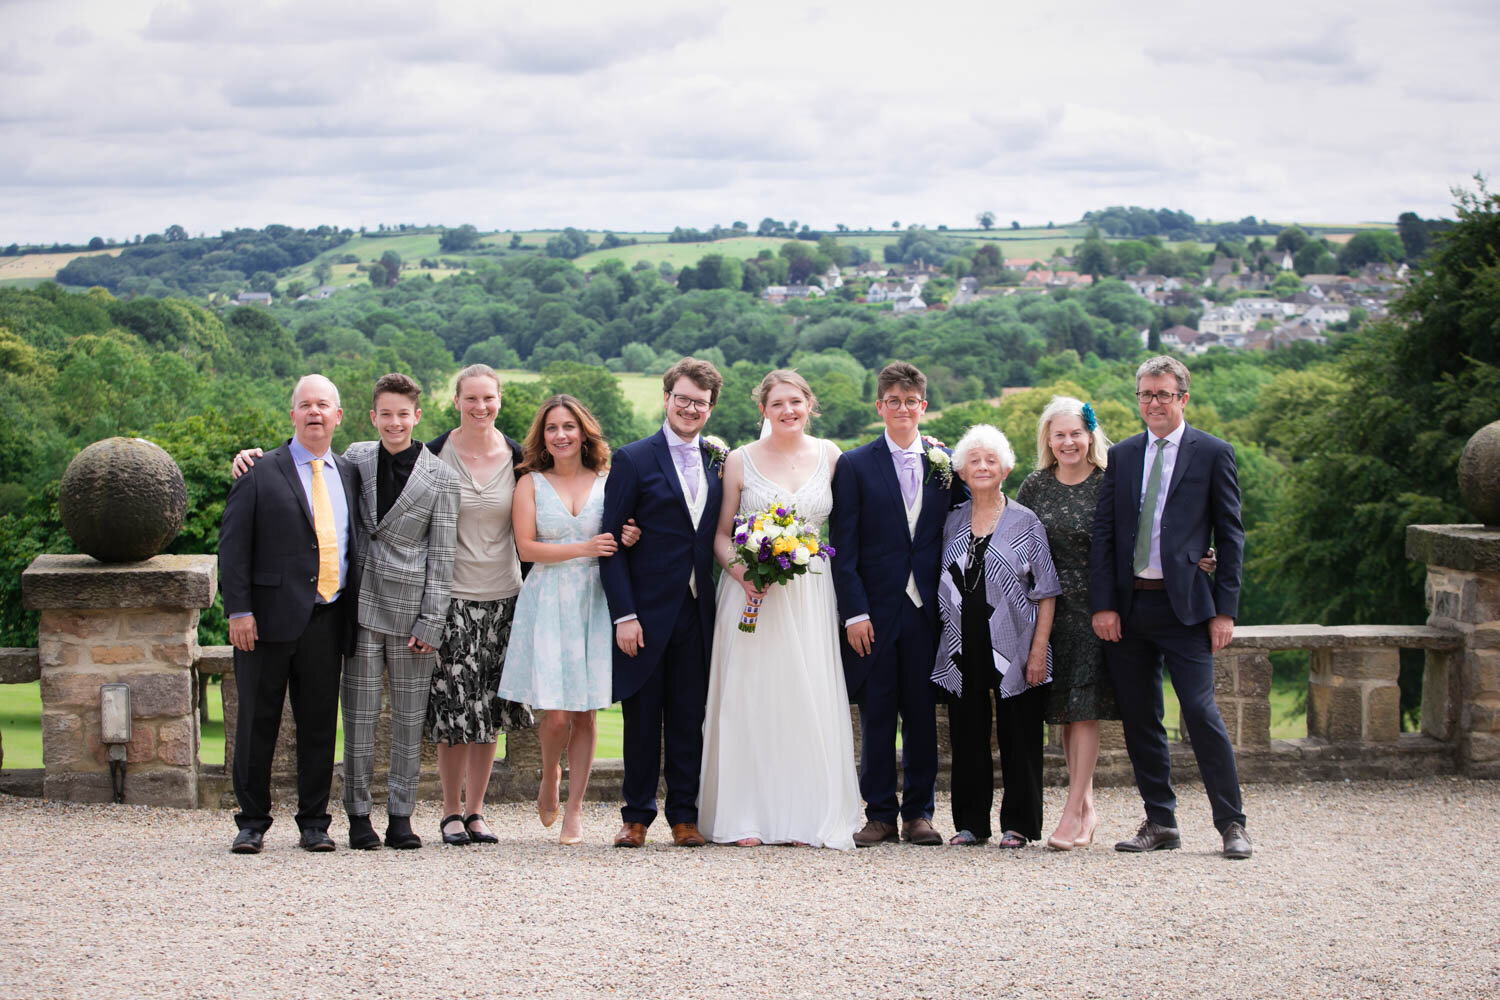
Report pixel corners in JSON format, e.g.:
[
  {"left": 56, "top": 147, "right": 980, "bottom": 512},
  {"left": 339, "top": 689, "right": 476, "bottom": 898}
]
[
  {"left": 1090, "top": 355, "right": 1251, "bottom": 860},
  {"left": 219, "top": 374, "right": 361, "bottom": 854}
]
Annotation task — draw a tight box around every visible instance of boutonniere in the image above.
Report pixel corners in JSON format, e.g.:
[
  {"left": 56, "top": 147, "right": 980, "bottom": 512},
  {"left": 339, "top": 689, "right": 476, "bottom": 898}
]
[
  {"left": 703, "top": 435, "right": 729, "bottom": 478},
  {"left": 923, "top": 444, "right": 953, "bottom": 488}
]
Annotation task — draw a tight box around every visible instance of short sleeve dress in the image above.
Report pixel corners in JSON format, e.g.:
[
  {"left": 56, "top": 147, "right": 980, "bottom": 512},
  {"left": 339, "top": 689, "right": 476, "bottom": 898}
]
[{"left": 1015, "top": 466, "right": 1118, "bottom": 724}]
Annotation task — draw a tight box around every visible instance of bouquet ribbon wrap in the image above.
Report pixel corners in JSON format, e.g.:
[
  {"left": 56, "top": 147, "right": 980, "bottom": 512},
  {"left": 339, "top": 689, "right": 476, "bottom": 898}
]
[{"left": 738, "top": 592, "right": 765, "bottom": 634}]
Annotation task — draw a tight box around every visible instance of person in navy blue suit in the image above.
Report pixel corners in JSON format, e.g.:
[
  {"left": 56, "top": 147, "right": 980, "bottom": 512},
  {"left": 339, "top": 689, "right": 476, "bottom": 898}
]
[
  {"left": 1090, "top": 355, "right": 1252, "bottom": 860},
  {"left": 599, "top": 358, "right": 724, "bottom": 848},
  {"left": 831, "top": 362, "right": 960, "bottom": 846}
]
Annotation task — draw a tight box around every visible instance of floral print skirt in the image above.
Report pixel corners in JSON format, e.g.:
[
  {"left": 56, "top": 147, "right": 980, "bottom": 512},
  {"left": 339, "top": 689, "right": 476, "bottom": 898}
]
[{"left": 426, "top": 596, "right": 534, "bottom": 745}]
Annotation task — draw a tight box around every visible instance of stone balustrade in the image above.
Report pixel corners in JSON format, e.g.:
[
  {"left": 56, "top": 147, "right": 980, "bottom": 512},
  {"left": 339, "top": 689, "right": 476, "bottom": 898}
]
[{"left": 3, "top": 523, "right": 1499, "bottom": 806}]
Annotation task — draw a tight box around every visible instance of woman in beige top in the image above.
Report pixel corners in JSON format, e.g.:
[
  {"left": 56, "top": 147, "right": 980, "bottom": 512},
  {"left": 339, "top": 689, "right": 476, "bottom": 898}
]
[{"left": 423, "top": 365, "right": 533, "bottom": 846}]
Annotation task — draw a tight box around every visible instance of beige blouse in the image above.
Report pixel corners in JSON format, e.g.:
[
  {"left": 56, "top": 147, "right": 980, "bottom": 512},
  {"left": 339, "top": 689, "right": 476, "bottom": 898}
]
[{"left": 439, "top": 443, "right": 522, "bottom": 601}]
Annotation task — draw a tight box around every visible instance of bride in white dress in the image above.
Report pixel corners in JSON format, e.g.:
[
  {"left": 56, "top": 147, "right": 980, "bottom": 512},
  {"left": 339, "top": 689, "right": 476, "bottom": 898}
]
[{"left": 698, "top": 370, "right": 862, "bottom": 849}]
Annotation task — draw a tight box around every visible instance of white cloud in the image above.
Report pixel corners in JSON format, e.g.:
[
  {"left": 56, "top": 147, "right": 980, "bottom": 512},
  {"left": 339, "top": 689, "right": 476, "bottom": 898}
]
[{"left": 0, "top": 0, "right": 1496, "bottom": 241}]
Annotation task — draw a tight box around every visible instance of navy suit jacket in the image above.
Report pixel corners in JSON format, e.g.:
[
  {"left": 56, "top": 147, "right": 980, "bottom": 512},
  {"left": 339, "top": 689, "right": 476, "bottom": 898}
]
[
  {"left": 1089, "top": 422, "right": 1244, "bottom": 627},
  {"left": 218, "top": 441, "right": 362, "bottom": 653},
  {"left": 830, "top": 436, "right": 958, "bottom": 696},
  {"left": 599, "top": 429, "right": 722, "bottom": 702}
]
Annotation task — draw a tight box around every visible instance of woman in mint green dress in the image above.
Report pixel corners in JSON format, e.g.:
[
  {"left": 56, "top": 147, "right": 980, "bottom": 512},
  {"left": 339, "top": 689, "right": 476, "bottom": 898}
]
[{"left": 498, "top": 394, "right": 633, "bottom": 845}]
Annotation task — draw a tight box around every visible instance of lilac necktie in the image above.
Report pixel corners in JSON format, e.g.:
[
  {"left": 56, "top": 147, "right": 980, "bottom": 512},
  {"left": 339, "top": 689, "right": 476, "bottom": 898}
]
[
  {"left": 899, "top": 450, "right": 919, "bottom": 507},
  {"left": 674, "top": 442, "right": 699, "bottom": 501}
]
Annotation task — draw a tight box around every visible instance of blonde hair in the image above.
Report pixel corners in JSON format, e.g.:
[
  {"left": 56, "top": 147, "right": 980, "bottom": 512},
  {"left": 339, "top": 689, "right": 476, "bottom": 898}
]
[
  {"left": 1036, "top": 395, "right": 1110, "bottom": 470},
  {"left": 453, "top": 363, "right": 501, "bottom": 398},
  {"left": 753, "top": 369, "right": 820, "bottom": 417}
]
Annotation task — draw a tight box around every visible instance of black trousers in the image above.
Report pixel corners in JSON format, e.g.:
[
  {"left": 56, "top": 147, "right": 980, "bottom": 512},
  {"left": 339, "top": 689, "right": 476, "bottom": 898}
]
[
  {"left": 232, "top": 601, "right": 344, "bottom": 834},
  {"left": 1106, "top": 590, "right": 1245, "bottom": 833},
  {"left": 948, "top": 682, "right": 1046, "bottom": 841},
  {"left": 620, "top": 591, "right": 709, "bottom": 828}
]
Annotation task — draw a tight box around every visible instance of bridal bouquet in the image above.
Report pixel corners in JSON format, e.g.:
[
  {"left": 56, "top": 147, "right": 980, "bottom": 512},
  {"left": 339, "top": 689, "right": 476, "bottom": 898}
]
[{"left": 730, "top": 504, "right": 834, "bottom": 634}]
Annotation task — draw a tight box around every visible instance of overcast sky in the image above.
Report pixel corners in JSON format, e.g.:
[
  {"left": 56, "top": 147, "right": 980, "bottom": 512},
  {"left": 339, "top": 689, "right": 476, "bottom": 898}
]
[{"left": 3, "top": 0, "right": 1497, "bottom": 244}]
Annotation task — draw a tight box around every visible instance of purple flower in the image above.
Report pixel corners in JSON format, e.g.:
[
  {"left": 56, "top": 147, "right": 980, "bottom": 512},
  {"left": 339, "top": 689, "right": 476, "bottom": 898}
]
[
  {"left": 776, "top": 555, "right": 791, "bottom": 570},
  {"left": 775, "top": 506, "right": 787, "bottom": 517},
  {"left": 822, "top": 545, "right": 836, "bottom": 558},
  {"left": 734, "top": 532, "right": 748, "bottom": 545}
]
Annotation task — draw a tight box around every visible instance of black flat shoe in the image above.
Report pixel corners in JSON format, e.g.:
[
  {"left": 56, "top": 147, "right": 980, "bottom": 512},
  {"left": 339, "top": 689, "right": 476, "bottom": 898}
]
[
  {"left": 231, "top": 829, "right": 263, "bottom": 854},
  {"left": 299, "top": 828, "right": 336, "bottom": 852},
  {"left": 347, "top": 814, "right": 381, "bottom": 851},
  {"left": 440, "top": 813, "right": 470, "bottom": 846},
  {"left": 384, "top": 815, "right": 423, "bottom": 850},
  {"left": 464, "top": 813, "right": 499, "bottom": 844}
]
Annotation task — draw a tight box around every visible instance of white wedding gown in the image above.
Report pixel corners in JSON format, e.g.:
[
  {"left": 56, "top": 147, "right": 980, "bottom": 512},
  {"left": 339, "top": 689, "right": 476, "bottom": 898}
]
[{"left": 698, "top": 445, "right": 862, "bottom": 849}]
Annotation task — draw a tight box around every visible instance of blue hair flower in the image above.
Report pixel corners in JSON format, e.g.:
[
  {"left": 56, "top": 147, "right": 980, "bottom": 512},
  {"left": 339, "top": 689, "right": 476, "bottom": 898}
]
[{"left": 1081, "top": 402, "right": 1098, "bottom": 432}]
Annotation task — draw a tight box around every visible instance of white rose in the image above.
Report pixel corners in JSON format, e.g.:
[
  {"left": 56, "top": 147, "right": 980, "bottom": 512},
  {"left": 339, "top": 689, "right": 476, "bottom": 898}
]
[
  {"left": 792, "top": 545, "right": 811, "bottom": 566},
  {"left": 762, "top": 523, "right": 783, "bottom": 539},
  {"left": 748, "top": 530, "right": 767, "bottom": 549}
]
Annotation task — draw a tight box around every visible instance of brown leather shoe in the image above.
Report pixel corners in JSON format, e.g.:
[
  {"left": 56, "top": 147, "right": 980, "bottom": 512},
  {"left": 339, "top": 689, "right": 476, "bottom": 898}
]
[
  {"left": 613, "top": 822, "right": 647, "bottom": 848},
  {"left": 671, "top": 822, "right": 707, "bottom": 847},
  {"left": 852, "top": 819, "right": 899, "bottom": 847},
  {"left": 1114, "top": 819, "right": 1181, "bottom": 853},
  {"left": 901, "top": 816, "right": 943, "bottom": 846}
]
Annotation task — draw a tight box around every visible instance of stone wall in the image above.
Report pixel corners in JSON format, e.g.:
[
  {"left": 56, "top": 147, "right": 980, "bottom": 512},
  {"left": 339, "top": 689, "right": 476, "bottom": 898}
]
[
  {"left": 22, "top": 554, "right": 216, "bottom": 808},
  {"left": 1409, "top": 523, "right": 1500, "bottom": 777}
]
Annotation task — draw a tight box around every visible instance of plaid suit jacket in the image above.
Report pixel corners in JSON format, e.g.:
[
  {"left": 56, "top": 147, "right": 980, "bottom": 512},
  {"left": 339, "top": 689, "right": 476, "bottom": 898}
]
[{"left": 346, "top": 440, "right": 460, "bottom": 648}]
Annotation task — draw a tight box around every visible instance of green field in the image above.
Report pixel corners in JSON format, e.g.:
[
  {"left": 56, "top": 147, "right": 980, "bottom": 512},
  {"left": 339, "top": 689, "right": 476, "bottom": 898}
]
[
  {"left": 0, "top": 680, "right": 627, "bottom": 768},
  {"left": 0, "top": 673, "right": 1304, "bottom": 772},
  {"left": 574, "top": 236, "right": 791, "bottom": 270}
]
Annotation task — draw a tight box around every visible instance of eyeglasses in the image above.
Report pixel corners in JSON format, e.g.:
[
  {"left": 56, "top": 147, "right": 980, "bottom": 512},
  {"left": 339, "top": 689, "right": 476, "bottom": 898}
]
[
  {"left": 669, "top": 393, "right": 712, "bottom": 413},
  {"left": 1136, "top": 391, "right": 1183, "bottom": 405},
  {"left": 879, "top": 397, "right": 926, "bottom": 411}
]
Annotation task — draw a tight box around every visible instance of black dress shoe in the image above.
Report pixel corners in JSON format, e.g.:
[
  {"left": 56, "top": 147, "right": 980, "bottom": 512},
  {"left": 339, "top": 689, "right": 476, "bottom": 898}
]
[
  {"left": 440, "top": 813, "right": 470, "bottom": 846},
  {"left": 231, "top": 829, "right": 263, "bottom": 854},
  {"left": 299, "top": 828, "right": 336, "bottom": 852},
  {"left": 1114, "top": 819, "right": 1181, "bottom": 853},
  {"left": 464, "top": 813, "right": 499, "bottom": 844},
  {"left": 384, "top": 815, "right": 423, "bottom": 850},
  {"left": 1222, "top": 822, "right": 1252, "bottom": 860},
  {"left": 347, "top": 814, "right": 381, "bottom": 851}
]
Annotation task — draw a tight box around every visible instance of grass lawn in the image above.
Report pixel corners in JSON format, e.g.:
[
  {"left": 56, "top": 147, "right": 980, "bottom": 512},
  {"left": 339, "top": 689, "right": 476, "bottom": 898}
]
[
  {"left": 574, "top": 236, "right": 790, "bottom": 271},
  {"left": 1, "top": 673, "right": 1302, "bottom": 773}
]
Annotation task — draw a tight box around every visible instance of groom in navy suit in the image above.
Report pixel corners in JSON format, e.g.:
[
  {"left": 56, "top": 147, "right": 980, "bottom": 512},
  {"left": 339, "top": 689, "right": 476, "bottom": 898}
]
[
  {"left": 1090, "top": 355, "right": 1251, "bottom": 860},
  {"left": 600, "top": 358, "right": 724, "bottom": 848},
  {"left": 831, "top": 362, "right": 957, "bottom": 846}
]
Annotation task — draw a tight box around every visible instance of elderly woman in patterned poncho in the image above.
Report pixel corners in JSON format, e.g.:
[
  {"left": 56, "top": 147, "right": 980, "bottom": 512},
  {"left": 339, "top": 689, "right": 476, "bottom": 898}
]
[{"left": 931, "top": 424, "right": 1060, "bottom": 848}]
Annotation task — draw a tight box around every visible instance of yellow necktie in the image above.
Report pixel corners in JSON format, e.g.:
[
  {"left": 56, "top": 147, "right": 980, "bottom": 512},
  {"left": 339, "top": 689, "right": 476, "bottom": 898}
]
[{"left": 309, "top": 458, "right": 340, "bottom": 601}]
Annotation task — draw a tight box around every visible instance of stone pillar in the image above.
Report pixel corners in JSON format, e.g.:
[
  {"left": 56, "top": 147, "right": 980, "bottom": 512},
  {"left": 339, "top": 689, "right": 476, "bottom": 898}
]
[
  {"left": 22, "top": 554, "right": 217, "bottom": 808},
  {"left": 1307, "top": 646, "right": 1400, "bottom": 743},
  {"left": 1213, "top": 647, "right": 1273, "bottom": 747},
  {"left": 1408, "top": 523, "right": 1500, "bottom": 777}
]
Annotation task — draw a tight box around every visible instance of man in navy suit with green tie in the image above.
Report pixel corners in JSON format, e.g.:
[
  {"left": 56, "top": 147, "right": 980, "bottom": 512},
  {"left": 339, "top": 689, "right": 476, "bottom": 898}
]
[{"left": 1090, "top": 355, "right": 1251, "bottom": 860}]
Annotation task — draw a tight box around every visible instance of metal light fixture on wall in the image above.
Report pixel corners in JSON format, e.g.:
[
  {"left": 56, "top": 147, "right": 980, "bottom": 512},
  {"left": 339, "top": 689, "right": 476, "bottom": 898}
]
[{"left": 99, "top": 683, "right": 131, "bottom": 804}]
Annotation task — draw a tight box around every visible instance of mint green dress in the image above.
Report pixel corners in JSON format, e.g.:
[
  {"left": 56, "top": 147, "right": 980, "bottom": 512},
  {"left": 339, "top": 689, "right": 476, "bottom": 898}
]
[{"left": 496, "top": 472, "right": 613, "bottom": 712}]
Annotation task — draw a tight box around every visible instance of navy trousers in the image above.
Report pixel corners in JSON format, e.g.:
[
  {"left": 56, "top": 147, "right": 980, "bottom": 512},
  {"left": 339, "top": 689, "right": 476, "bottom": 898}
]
[
  {"left": 1106, "top": 590, "right": 1246, "bottom": 833},
  {"left": 619, "top": 591, "right": 709, "bottom": 828},
  {"left": 855, "top": 598, "right": 939, "bottom": 824}
]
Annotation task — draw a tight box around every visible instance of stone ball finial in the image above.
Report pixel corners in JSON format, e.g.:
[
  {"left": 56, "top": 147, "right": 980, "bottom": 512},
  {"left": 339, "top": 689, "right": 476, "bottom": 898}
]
[
  {"left": 59, "top": 437, "right": 188, "bottom": 562},
  {"left": 1458, "top": 421, "right": 1500, "bottom": 527}
]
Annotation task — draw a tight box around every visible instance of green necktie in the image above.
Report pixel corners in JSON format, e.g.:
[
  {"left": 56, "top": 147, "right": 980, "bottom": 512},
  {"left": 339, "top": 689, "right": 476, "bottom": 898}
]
[{"left": 1133, "top": 439, "right": 1166, "bottom": 576}]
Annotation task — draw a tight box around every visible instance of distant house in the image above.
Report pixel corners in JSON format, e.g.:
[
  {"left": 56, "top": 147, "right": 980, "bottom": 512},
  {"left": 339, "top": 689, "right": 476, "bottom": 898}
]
[
  {"left": 823, "top": 266, "right": 843, "bottom": 289},
  {"left": 762, "top": 284, "right": 825, "bottom": 305},
  {"left": 855, "top": 261, "right": 888, "bottom": 278},
  {"left": 1301, "top": 303, "right": 1351, "bottom": 328},
  {"left": 893, "top": 294, "right": 927, "bottom": 314},
  {"left": 1159, "top": 324, "right": 1202, "bottom": 354},
  {"left": 1200, "top": 306, "right": 1254, "bottom": 338},
  {"left": 234, "top": 291, "right": 272, "bottom": 306},
  {"left": 1005, "top": 258, "right": 1043, "bottom": 271}
]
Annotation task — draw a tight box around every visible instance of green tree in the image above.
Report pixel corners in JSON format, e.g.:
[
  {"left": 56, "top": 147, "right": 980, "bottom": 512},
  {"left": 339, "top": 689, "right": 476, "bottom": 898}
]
[
  {"left": 1274, "top": 226, "right": 1309, "bottom": 253},
  {"left": 1252, "top": 180, "right": 1500, "bottom": 723},
  {"left": 439, "top": 224, "right": 481, "bottom": 252},
  {"left": 976, "top": 211, "right": 996, "bottom": 230},
  {"left": 1074, "top": 228, "right": 1112, "bottom": 280}
]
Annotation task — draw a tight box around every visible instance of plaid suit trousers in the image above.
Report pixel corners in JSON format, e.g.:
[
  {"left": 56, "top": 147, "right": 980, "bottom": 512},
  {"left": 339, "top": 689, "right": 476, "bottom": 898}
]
[{"left": 342, "top": 627, "right": 436, "bottom": 818}]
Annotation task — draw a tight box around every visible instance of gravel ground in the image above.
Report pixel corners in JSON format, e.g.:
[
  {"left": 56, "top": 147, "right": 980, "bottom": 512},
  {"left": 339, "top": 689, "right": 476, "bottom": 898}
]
[{"left": 1, "top": 778, "right": 1496, "bottom": 1000}]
